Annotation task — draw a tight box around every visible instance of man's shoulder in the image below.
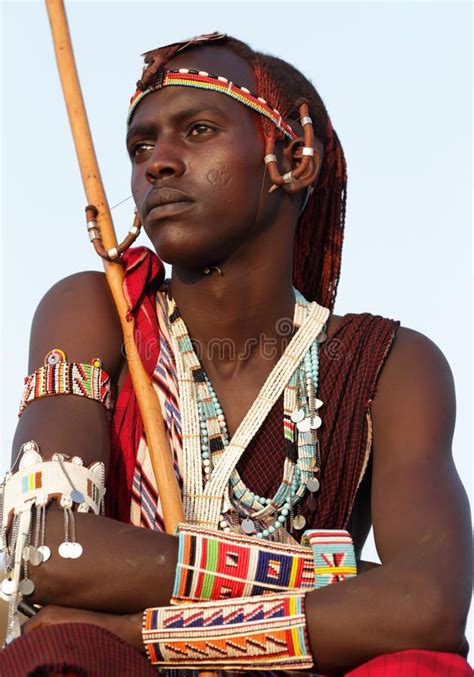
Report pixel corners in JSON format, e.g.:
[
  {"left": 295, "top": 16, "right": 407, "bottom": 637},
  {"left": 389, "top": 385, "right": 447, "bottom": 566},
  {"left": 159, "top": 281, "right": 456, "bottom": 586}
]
[
  {"left": 329, "top": 310, "right": 452, "bottom": 386},
  {"left": 371, "top": 322, "right": 455, "bottom": 432},
  {"left": 29, "top": 270, "right": 123, "bottom": 379},
  {"left": 326, "top": 313, "right": 452, "bottom": 398}
]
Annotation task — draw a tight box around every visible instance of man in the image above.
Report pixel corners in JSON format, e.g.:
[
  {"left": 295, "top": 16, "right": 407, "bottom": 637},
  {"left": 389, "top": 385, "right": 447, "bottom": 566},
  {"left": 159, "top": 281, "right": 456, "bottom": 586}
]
[{"left": 1, "top": 35, "right": 471, "bottom": 675}]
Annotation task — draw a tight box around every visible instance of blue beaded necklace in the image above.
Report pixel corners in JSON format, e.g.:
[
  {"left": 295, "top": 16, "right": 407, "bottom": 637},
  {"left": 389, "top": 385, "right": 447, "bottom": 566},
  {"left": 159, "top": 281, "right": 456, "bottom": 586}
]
[{"left": 168, "top": 288, "right": 324, "bottom": 539}]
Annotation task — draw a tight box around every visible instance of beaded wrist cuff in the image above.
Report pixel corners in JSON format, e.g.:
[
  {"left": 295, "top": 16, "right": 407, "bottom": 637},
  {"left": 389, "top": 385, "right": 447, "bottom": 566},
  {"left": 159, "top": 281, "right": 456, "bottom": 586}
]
[
  {"left": 171, "top": 523, "right": 314, "bottom": 604},
  {"left": 301, "top": 529, "right": 357, "bottom": 588},
  {"left": 18, "top": 349, "right": 112, "bottom": 416},
  {"left": 143, "top": 590, "right": 313, "bottom": 670},
  {"left": 0, "top": 441, "right": 106, "bottom": 644}
]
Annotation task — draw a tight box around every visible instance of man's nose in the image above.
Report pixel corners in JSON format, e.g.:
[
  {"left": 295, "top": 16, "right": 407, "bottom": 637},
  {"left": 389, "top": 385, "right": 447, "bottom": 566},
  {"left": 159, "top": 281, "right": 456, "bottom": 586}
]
[{"left": 145, "top": 140, "right": 186, "bottom": 184}]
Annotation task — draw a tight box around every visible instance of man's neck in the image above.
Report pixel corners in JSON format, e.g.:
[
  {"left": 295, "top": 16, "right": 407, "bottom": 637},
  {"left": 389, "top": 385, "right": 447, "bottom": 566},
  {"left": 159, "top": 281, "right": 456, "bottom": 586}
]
[{"left": 169, "top": 237, "right": 295, "bottom": 379}]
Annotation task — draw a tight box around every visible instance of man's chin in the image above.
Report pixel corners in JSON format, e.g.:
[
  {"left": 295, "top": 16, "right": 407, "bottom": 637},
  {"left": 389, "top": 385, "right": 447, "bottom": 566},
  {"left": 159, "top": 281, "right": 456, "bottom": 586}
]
[{"left": 150, "top": 239, "right": 220, "bottom": 273}]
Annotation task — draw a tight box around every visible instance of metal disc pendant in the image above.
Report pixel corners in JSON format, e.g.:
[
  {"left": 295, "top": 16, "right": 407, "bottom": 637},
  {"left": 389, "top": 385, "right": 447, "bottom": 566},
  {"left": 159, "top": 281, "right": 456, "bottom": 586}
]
[
  {"left": 292, "top": 514, "right": 306, "bottom": 530},
  {"left": 68, "top": 542, "right": 83, "bottom": 559},
  {"left": 19, "top": 578, "right": 35, "bottom": 596},
  {"left": 1, "top": 578, "right": 17, "bottom": 595},
  {"left": 37, "top": 545, "right": 51, "bottom": 562},
  {"left": 291, "top": 409, "right": 305, "bottom": 423},
  {"left": 316, "top": 330, "right": 327, "bottom": 344},
  {"left": 58, "top": 542, "right": 72, "bottom": 559},
  {"left": 70, "top": 490, "right": 85, "bottom": 504},
  {"left": 28, "top": 546, "right": 43, "bottom": 567},
  {"left": 306, "top": 477, "right": 320, "bottom": 493},
  {"left": 297, "top": 417, "right": 311, "bottom": 432},
  {"left": 241, "top": 518, "right": 255, "bottom": 534},
  {"left": 310, "top": 415, "right": 322, "bottom": 430}
]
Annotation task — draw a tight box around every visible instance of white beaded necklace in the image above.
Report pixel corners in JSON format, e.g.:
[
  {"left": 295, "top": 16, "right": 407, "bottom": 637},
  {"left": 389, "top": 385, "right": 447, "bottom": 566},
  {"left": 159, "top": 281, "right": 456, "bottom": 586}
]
[{"left": 166, "top": 290, "right": 330, "bottom": 536}]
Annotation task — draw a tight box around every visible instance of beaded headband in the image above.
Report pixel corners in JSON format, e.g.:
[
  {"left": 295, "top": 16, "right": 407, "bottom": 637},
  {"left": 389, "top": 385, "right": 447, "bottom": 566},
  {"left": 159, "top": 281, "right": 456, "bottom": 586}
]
[{"left": 128, "top": 68, "right": 297, "bottom": 141}]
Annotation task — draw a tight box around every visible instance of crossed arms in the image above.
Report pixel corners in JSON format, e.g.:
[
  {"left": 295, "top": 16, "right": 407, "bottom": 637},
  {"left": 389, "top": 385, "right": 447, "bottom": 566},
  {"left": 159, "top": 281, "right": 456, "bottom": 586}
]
[{"left": 10, "top": 272, "right": 472, "bottom": 674}]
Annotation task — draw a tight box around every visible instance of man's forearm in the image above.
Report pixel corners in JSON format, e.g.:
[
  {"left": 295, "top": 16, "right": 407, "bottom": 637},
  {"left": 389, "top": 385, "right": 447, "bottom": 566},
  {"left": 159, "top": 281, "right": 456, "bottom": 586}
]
[
  {"left": 305, "top": 556, "right": 466, "bottom": 675},
  {"left": 28, "top": 506, "right": 178, "bottom": 614}
]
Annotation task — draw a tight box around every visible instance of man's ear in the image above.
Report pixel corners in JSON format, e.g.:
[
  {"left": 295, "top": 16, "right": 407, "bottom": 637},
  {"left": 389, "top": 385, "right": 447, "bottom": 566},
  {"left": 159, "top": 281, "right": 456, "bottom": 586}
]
[{"left": 281, "top": 136, "right": 324, "bottom": 194}]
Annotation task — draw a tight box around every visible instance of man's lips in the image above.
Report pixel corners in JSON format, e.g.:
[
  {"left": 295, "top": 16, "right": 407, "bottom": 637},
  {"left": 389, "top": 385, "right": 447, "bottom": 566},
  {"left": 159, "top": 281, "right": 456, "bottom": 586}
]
[{"left": 143, "top": 188, "right": 194, "bottom": 219}]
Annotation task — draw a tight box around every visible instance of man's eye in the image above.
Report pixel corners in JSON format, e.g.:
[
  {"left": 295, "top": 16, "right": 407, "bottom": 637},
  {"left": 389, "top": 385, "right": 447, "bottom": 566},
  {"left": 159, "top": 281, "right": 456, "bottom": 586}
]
[
  {"left": 189, "top": 123, "right": 215, "bottom": 136},
  {"left": 130, "top": 142, "right": 154, "bottom": 157}
]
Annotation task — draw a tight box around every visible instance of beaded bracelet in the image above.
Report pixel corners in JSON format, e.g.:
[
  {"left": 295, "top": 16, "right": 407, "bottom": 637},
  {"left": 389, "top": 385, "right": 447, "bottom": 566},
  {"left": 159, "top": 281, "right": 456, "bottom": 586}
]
[
  {"left": 301, "top": 529, "right": 357, "bottom": 588},
  {"left": 0, "top": 441, "right": 105, "bottom": 644},
  {"left": 18, "top": 349, "right": 112, "bottom": 416},
  {"left": 171, "top": 523, "right": 315, "bottom": 604},
  {"left": 143, "top": 590, "right": 313, "bottom": 670}
]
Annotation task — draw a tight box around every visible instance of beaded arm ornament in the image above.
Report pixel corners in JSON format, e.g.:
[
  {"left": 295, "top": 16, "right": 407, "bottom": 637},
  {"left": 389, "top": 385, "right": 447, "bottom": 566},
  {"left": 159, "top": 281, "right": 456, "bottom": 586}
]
[
  {"left": 19, "top": 349, "right": 112, "bottom": 416},
  {"left": 172, "top": 523, "right": 357, "bottom": 605},
  {"left": 302, "top": 529, "right": 357, "bottom": 588},
  {"left": 172, "top": 523, "right": 315, "bottom": 603},
  {"left": 146, "top": 528, "right": 357, "bottom": 669},
  {"left": 0, "top": 441, "right": 105, "bottom": 644},
  {"left": 143, "top": 590, "right": 313, "bottom": 671}
]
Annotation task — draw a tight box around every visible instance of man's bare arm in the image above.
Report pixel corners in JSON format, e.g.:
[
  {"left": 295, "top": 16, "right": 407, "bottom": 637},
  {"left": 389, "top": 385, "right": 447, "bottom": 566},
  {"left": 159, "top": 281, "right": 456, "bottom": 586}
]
[
  {"left": 304, "top": 327, "right": 471, "bottom": 674},
  {"left": 12, "top": 271, "right": 123, "bottom": 467},
  {"left": 11, "top": 272, "right": 178, "bottom": 612}
]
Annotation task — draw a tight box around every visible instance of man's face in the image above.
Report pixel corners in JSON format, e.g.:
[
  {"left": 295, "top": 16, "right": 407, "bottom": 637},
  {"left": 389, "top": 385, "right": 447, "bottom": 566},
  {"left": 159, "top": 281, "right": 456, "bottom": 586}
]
[{"left": 127, "top": 46, "right": 279, "bottom": 269}]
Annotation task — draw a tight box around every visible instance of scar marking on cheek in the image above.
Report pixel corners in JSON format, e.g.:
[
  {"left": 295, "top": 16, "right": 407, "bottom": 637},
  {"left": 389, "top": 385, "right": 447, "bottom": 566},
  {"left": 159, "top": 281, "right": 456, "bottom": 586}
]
[{"left": 206, "top": 162, "right": 231, "bottom": 188}]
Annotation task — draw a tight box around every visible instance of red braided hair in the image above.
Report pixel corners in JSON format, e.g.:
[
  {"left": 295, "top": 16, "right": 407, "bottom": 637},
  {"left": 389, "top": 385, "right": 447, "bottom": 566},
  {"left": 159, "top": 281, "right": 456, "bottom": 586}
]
[{"left": 137, "top": 36, "right": 347, "bottom": 310}]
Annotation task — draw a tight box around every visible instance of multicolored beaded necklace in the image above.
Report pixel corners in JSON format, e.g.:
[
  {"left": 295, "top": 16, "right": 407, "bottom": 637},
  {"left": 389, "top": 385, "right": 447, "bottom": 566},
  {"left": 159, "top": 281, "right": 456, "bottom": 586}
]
[{"left": 166, "top": 289, "right": 328, "bottom": 540}]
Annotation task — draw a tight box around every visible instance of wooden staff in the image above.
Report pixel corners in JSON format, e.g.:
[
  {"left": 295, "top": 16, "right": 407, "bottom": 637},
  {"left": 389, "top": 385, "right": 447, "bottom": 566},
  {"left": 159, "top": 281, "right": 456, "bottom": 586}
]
[
  {"left": 44, "top": 4, "right": 218, "bottom": 674},
  {"left": 44, "top": 0, "right": 184, "bottom": 534}
]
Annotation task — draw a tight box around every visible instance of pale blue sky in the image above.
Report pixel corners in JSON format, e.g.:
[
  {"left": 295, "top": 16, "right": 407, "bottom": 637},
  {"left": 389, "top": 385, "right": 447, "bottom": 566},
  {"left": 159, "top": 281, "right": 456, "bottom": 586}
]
[{"left": 1, "top": 0, "right": 472, "bottom": 646}]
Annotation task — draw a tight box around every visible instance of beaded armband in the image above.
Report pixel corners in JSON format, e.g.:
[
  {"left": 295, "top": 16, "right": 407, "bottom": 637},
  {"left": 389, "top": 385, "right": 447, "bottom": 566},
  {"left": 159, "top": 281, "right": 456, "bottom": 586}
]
[
  {"left": 0, "top": 441, "right": 105, "bottom": 644},
  {"left": 19, "top": 349, "right": 112, "bottom": 416},
  {"left": 171, "top": 523, "right": 315, "bottom": 603},
  {"left": 143, "top": 590, "right": 313, "bottom": 671},
  {"left": 301, "top": 529, "right": 357, "bottom": 588}
]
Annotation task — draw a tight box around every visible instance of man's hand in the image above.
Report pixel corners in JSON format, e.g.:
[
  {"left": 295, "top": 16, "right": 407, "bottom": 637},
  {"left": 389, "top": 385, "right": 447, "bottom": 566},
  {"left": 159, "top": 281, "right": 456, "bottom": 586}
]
[{"left": 22, "top": 605, "right": 145, "bottom": 654}]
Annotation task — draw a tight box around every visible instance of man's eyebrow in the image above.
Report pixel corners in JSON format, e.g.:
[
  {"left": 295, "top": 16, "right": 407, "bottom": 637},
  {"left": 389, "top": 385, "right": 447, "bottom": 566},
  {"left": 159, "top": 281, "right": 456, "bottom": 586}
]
[
  {"left": 170, "top": 106, "right": 228, "bottom": 124},
  {"left": 126, "top": 106, "right": 228, "bottom": 144},
  {"left": 126, "top": 125, "right": 154, "bottom": 146}
]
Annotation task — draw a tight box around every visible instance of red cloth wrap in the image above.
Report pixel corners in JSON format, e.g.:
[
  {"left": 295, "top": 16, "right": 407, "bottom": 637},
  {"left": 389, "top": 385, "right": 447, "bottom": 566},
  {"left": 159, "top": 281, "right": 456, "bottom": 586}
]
[
  {"left": 0, "top": 624, "right": 471, "bottom": 676},
  {"left": 106, "top": 247, "right": 165, "bottom": 523}
]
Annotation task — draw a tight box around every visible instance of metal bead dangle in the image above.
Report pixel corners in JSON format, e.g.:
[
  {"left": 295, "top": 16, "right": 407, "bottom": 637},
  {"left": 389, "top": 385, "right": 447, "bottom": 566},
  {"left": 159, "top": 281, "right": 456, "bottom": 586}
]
[
  {"left": 85, "top": 206, "right": 142, "bottom": 261},
  {"left": 265, "top": 98, "right": 317, "bottom": 193}
]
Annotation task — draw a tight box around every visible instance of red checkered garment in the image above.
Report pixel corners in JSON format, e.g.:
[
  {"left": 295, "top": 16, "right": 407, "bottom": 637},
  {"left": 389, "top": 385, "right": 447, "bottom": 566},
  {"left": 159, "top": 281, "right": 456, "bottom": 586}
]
[
  {"left": 0, "top": 625, "right": 471, "bottom": 675},
  {"left": 0, "top": 623, "right": 158, "bottom": 676}
]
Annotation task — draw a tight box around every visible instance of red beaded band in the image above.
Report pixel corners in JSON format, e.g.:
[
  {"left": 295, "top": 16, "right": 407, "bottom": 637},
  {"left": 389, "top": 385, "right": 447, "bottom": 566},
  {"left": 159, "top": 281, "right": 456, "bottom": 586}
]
[
  {"left": 19, "top": 349, "right": 112, "bottom": 416},
  {"left": 128, "top": 68, "right": 297, "bottom": 141},
  {"left": 171, "top": 523, "right": 314, "bottom": 604}
]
